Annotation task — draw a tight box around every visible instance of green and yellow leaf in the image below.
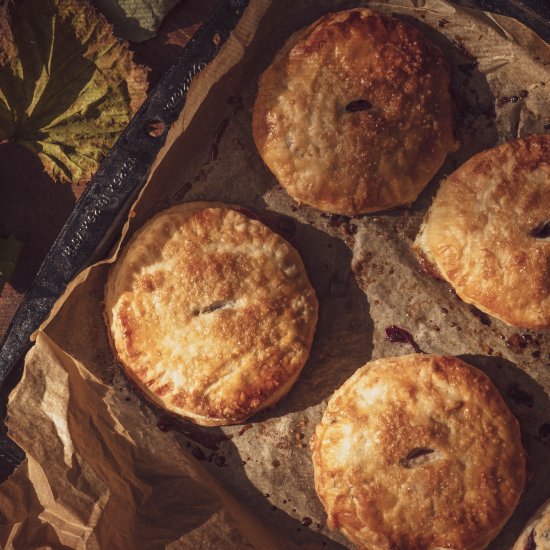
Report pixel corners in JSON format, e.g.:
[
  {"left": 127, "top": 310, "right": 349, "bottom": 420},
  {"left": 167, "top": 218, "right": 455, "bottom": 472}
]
[{"left": 0, "top": 0, "right": 148, "bottom": 184}]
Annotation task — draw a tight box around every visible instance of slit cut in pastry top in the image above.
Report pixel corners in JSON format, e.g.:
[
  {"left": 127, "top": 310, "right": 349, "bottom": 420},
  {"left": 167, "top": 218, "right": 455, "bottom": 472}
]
[
  {"left": 531, "top": 220, "right": 550, "bottom": 239},
  {"left": 104, "top": 202, "right": 318, "bottom": 426}
]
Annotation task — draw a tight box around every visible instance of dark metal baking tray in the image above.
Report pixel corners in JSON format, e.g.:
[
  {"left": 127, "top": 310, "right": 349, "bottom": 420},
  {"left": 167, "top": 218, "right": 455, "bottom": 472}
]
[{"left": 0, "top": 0, "right": 547, "bottom": 478}]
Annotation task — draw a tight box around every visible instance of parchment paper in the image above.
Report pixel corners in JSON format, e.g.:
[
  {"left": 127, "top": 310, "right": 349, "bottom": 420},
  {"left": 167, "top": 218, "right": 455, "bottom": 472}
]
[{"left": 1, "top": 0, "right": 549, "bottom": 548}]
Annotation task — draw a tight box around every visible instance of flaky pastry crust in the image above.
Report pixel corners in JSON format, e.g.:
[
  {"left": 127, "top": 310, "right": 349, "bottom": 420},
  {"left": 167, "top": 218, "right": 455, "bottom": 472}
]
[
  {"left": 513, "top": 498, "right": 550, "bottom": 550},
  {"left": 311, "top": 354, "right": 525, "bottom": 550},
  {"left": 105, "top": 202, "right": 318, "bottom": 426},
  {"left": 414, "top": 134, "right": 550, "bottom": 329},
  {"left": 252, "top": 8, "right": 457, "bottom": 215}
]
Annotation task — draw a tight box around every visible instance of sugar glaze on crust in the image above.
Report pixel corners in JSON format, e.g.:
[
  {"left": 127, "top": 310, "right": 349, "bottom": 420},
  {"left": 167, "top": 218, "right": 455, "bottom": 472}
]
[
  {"left": 311, "top": 354, "right": 525, "bottom": 550},
  {"left": 252, "top": 8, "right": 457, "bottom": 215},
  {"left": 105, "top": 202, "right": 318, "bottom": 426},
  {"left": 414, "top": 134, "right": 550, "bottom": 329}
]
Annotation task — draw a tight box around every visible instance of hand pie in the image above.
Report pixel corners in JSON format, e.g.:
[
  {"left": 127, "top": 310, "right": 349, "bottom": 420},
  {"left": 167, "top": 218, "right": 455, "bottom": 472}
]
[
  {"left": 105, "top": 202, "right": 318, "bottom": 426},
  {"left": 311, "top": 354, "right": 525, "bottom": 550},
  {"left": 414, "top": 134, "right": 550, "bottom": 329},
  {"left": 513, "top": 498, "right": 550, "bottom": 550},
  {"left": 252, "top": 8, "right": 457, "bottom": 215}
]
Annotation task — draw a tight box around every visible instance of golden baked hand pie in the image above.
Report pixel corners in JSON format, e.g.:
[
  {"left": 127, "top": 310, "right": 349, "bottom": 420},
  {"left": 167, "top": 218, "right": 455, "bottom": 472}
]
[
  {"left": 105, "top": 202, "right": 318, "bottom": 426},
  {"left": 311, "top": 354, "right": 525, "bottom": 550},
  {"left": 414, "top": 134, "right": 550, "bottom": 329},
  {"left": 252, "top": 8, "right": 457, "bottom": 215},
  {"left": 513, "top": 498, "right": 550, "bottom": 550}
]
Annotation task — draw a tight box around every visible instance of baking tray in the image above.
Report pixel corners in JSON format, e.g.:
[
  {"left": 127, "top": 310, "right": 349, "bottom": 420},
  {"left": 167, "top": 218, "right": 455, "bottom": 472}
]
[{"left": 0, "top": 0, "right": 547, "bottom": 479}]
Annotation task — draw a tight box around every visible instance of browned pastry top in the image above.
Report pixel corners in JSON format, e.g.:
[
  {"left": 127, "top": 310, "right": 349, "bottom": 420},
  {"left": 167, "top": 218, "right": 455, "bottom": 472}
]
[
  {"left": 252, "top": 8, "right": 457, "bottom": 215},
  {"left": 311, "top": 354, "right": 525, "bottom": 550},
  {"left": 414, "top": 134, "right": 550, "bottom": 329},
  {"left": 105, "top": 202, "right": 318, "bottom": 426}
]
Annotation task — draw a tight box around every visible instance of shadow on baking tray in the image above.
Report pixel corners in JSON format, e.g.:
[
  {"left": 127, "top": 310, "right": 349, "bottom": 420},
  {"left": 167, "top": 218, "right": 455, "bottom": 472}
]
[
  {"left": 262, "top": 219, "right": 373, "bottom": 420},
  {"left": 401, "top": 14, "right": 499, "bottom": 157},
  {"left": 460, "top": 353, "right": 550, "bottom": 546},
  {"left": 397, "top": 13, "right": 499, "bottom": 219}
]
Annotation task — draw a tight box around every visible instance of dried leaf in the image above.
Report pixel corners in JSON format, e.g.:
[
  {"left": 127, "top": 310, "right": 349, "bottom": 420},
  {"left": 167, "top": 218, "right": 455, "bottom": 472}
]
[
  {"left": 93, "top": 0, "right": 180, "bottom": 42},
  {"left": 0, "top": 0, "right": 148, "bottom": 184},
  {"left": 0, "top": 235, "right": 22, "bottom": 292}
]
